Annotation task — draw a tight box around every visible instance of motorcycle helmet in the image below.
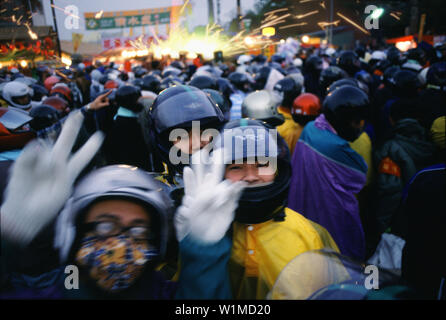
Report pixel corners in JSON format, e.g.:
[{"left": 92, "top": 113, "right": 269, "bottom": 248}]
[
  {"left": 29, "top": 104, "right": 61, "bottom": 131},
  {"left": 337, "top": 51, "right": 361, "bottom": 76},
  {"left": 241, "top": 90, "right": 285, "bottom": 127},
  {"left": 142, "top": 74, "right": 162, "bottom": 94},
  {"left": 273, "top": 77, "right": 303, "bottom": 109},
  {"left": 214, "top": 119, "right": 291, "bottom": 224},
  {"left": 323, "top": 85, "right": 370, "bottom": 141},
  {"left": 291, "top": 93, "right": 321, "bottom": 125},
  {"left": 115, "top": 85, "right": 142, "bottom": 113},
  {"left": 54, "top": 165, "right": 173, "bottom": 264},
  {"left": 2, "top": 81, "right": 33, "bottom": 110},
  {"left": 147, "top": 85, "right": 225, "bottom": 173}
]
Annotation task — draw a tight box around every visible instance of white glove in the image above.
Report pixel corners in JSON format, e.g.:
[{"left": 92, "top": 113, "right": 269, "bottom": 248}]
[
  {"left": 175, "top": 148, "right": 246, "bottom": 245},
  {"left": 1, "top": 111, "right": 104, "bottom": 246}
]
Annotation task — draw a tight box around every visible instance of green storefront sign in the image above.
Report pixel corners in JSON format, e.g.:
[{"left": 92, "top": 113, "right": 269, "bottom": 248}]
[{"left": 85, "top": 11, "right": 171, "bottom": 30}]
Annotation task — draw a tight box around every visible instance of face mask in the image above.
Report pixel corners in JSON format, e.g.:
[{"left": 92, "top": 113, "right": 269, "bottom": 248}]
[{"left": 75, "top": 234, "right": 159, "bottom": 292}]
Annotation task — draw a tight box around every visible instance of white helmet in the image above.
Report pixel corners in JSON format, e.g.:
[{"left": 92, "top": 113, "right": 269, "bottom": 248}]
[
  {"left": 292, "top": 58, "right": 303, "bottom": 68},
  {"left": 371, "top": 50, "right": 387, "bottom": 61},
  {"left": 325, "top": 47, "right": 336, "bottom": 57},
  {"left": 237, "top": 54, "right": 252, "bottom": 65},
  {"left": 2, "top": 81, "right": 33, "bottom": 110}
]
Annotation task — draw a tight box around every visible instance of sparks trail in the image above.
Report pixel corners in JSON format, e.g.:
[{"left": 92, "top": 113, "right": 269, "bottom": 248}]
[
  {"left": 296, "top": 10, "right": 319, "bottom": 20},
  {"left": 50, "top": 4, "right": 80, "bottom": 19},
  {"left": 337, "top": 12, "right": 371, "bottom": 35},
  {"left": 279, "top": 22, "right": 308, "bottom": 30}
]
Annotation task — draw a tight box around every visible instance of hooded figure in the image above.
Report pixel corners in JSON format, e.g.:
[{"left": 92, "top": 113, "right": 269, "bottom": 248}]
[
  {"left": 288, "top": 86, "right": 370, "bottom": 261},
  {"left": 374, "top": 99, "right": 436, "bottom": 234}
]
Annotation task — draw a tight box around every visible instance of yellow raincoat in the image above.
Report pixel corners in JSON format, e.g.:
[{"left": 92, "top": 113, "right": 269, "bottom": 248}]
[
  {"left": 277, "top": 107, "right": 304, "bottom": 156},
  {"left": 229, "top": 208, "right": 339, "bottom": 299},
  {"left": 349, "top": 131, "right": 374, "bottom": 186}
]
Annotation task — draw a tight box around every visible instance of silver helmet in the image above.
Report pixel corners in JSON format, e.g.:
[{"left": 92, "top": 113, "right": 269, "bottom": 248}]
[
  {"left": 241, "top": 90, "right": 285, "bottom": 127},
  {"left": 54, "top": 165, "right": 173, "bottom": 263}
]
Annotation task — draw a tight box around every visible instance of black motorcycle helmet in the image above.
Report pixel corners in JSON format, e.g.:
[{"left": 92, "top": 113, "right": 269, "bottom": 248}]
[
  {"left": 216, "top": 77, "right": 235, "bottom": 102},
  {"left": 269, "top": 62, "right": 286, "bottom": 75},
  {"left": 30, "top": 84, "right": 49, "bottom": 102},
  {"left": 271, "top": 54, "right": 285, "bottom": 64},
  {"left": 322, "top": 85, "right": 370, "bottom": 142},
  {"left": 170, "top": 61, "right": 185, "bottom": 70},
  {"left": 254, "top": 54, "right": 267, "bottom": 64},
  {"left": 304, "top": 55, "right": 323, "bottom": 73},
  {"left": 228, "top": 71, "right": 250, "bottom": 91},
  {"left": 142, "top": 74, "right": 162, "bottom": 94},
  {"left": 387, "top": 47, "right": 404, "bottom": 66},
  {"left": 147, "top": 85, "right": 225, "bottom": 173},
  {"left": 327, "top": 78, "right": 359, "bottom": 94},
  {"left": 29, "top": 104, "right": 61, "bottom": 131},
  {"left": 426, "top": 62, "right": 446, "bottom": 90},
  {"left": 407, "top": 47, "right": 426, "bottom": 66},
  {"left": 355, "top": 70, "right": 373, "bottom": 93},
  {"left": 159, "top": 76, "right": 183, "bottom": 91},
  {"left": 252, "top": 66, "right": 271, "bottom": 90},
  {"left": 337, "top": 51, "right": 361, "bottom": 77},
  {"left": 383, "top": 66, "right": 401, "bottom": 87},
  {"left": 188, "top": 75, "right": 218, "bottom": 90},
  {"left": 115, "top": 85, "right": 142, "bottom": 112},
  {"left": 319, "top": 66, "right": 348, "bottom": 94},
  {"left": 215, "top": 119, "right": 291, "bottom": 224},
  {"left": 391, "top": 70, "right": 422, "bottom": 98},
  {"left": 162, "top": 68, "right": 182, "bottom": 78},
  {"left": 202, "top": 88, "right": 231, "bottom": 117},
  {"left": 273, "top": 77, "right": 302, "bottom": 109},
  {"left": 134, "top": 67, "right": 148, "bottom": 78}
]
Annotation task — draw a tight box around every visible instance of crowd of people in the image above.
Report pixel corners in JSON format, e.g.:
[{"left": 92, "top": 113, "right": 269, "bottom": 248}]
[{"left": 0, "top": 40, "right": 445, "bottom": 300}]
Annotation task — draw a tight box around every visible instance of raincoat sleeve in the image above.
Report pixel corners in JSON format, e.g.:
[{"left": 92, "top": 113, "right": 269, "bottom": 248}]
[{"left": 174, "top": 234, "right": 232, "bottom": 299}]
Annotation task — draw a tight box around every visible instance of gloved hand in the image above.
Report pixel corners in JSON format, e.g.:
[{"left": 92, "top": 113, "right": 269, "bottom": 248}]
[
  {"left": 174, "top": 148, "right": 246, "bottom": 245},
  {"left": 1, "top": 111, "right": 104, "bottom": 246}
]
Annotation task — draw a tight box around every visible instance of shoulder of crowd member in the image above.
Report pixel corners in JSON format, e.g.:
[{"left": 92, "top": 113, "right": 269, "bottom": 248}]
[{"left": 283, "top": 208, "right": 340, "bottom": 252}]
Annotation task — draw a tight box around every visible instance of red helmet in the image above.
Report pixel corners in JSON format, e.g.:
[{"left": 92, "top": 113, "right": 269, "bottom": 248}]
[
  {"left": 50, "top": 84, "right": 73, "bottom": 104},
  {"left": 292, "top": 93, "right": 321, "bottom": 116},
  {"left": 104, "top": 80, "right": 119, "bottom": 89},
  {"left": 44, "top": 75, "right": 61, "bottom": 91},
  {"left": 42, "top": 96, "right": 70, "bottom": 115}
]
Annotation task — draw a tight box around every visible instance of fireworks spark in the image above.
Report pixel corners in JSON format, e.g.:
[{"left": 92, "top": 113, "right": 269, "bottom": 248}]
[
  {"left": 296, "top": 10, "right": 319, "bottom": 19},
  {"left": 264, "top": 8, "right": 288, "bottom": 16},
  {"left": 51, "top": 4, "right": 80, "bottom": 19},
  {"left": 130, "top": 24, "right": 251, "bottom": 61},
  {"left": 317, "top": 20, "right": 340, "bottom": 29},
  {"left": 336, "top": 12, "right": 370, "bottom": 35},
  {"left": 279, "top": 22, "right": 308, "bottom": 30},
  {"left": 390, "top": 13, "right": 401, "bottom": 20},
  {"left": 24, "top": 23, "right": 38, "bottom": 40},
  {"left": 179, "top": 0, "right": 190, "bottom": 15},
  {"left": 95, "top": 10, "right": 104, "bottom": 19}
]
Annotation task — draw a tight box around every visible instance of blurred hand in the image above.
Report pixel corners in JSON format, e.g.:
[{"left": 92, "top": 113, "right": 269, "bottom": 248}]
[
  {"left": 89, "top": 90, "right": 112, "bottom": 111},
  {"left": 0, "top": 111, "right": 104, "bottom": 246},
  {"left": 174, "top": 149, "right": 246, "bottom": 245}
]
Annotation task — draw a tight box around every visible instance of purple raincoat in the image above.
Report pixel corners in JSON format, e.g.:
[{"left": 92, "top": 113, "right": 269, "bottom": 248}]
[{"left": 288, "top": 114, "right": 367, "bottom": 261}]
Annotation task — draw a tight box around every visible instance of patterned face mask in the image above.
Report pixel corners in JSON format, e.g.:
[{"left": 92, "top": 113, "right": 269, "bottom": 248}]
[{"left": 75, "top": 234, "right": 159, "bottom": 292}]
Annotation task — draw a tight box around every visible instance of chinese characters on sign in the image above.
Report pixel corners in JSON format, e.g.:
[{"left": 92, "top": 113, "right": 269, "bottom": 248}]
[{"left": 84, "top": 7, "right": 178, "bottom": 30}]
